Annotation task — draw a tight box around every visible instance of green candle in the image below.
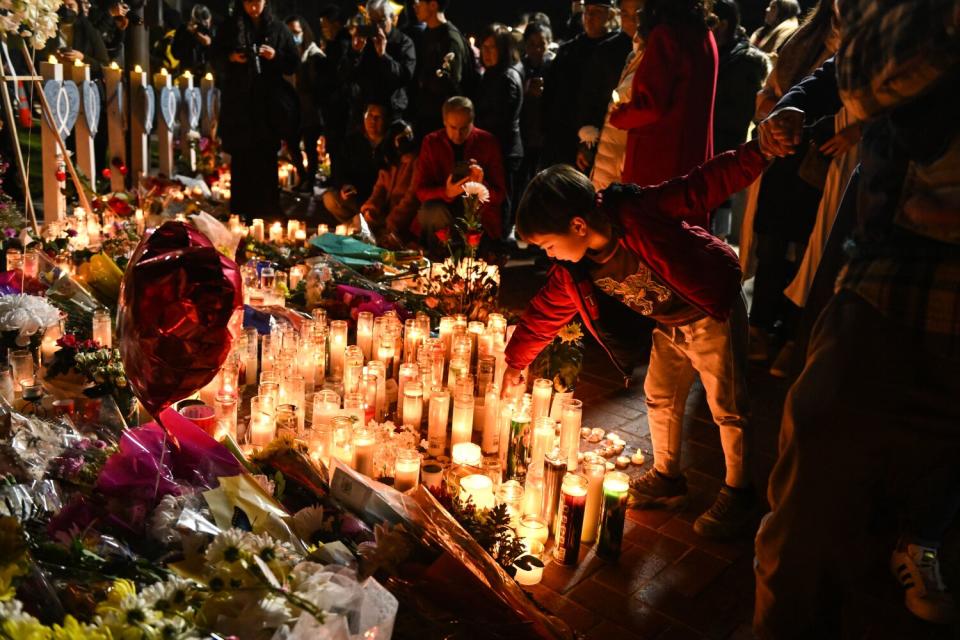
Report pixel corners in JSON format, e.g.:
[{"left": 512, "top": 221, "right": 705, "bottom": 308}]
[{"left": 597, "top": 471, "right": 629, "bottom": 560}]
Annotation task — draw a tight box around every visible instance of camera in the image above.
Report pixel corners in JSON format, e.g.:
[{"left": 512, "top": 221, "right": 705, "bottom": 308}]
[
  {"left": 356, "top": 22, "right": 379, "bottom": 38},
  {"left": 236, "top": 44, "right": 261, "bottom": 74}
]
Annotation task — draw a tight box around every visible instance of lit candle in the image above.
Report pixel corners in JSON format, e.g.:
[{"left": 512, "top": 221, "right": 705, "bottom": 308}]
[
  {"left": 514, "top": 548, "right": 545, "bottom": 586},
  {"left": 214, "top": 393, "right": 238, "bottom": 440},
  {"left": 459, "top": 474, "right": 495, "bottom": 510},
  {"left": 294, "top": 228, "right": 307, "bottom": 245},
  {"left": 335, "top": 224, "right": 349, "bottom": 236},
  {"left": 331, "top": 415, "right": 355, "bottom": 466},
  {"left": 438, "top": 316, "right": 454, "bottom": 359},
  {"left": 505, "top": 407, "right": 531, "bottom": 482},
  {"left": 311, "top": 389, "right": 340, "bottom": 428},
  {"left": 403, "top": 319, "right": 422, "bottom": 364},
  {"left": 481, "top": 383, "right": 500, "bottom": 455},
  {"left": 356, "top": 311, "right": 374, "bottom": 362},
  {"left": 421, "top": 462, "right": 444, "bottom": 491},
  {"left": 597, "top": 471, "right": 630, "bottom": 560},
  {"left": 580, "top": 461, "right": 606, "bottom": 543},
  {"left": 249, "top": 395, "right": 275, "bottom": 446},
  {"left": 352, "top": 426, "right": 375, "bottom": 477},
  {"left": 401, "top": 380, "right": 423, "bottom": 430},
  {"left": 542, "top": 449, "right": 568, "bottom": 531},
  {"left": 92, "top": 308, "right": 112, "bottom": 348},
  {"left": 343, "top": 346, "right": 364, "bottom": 395},
  {"left": 560, "top": 399, "right": 582, "bottom": 471},
  {"left": 452, "top": 442, "right": 482, "bottom": 467},
  {"left": 427, "top": 387, "right": 449, "bottom": 457},
  {"left": 531, "top": 378, "right": 553, "bottom": 421},
  {"left": 553, "top": 473, "right": 588, "bottom": 565},
  {"left": 530, "top": 417, "right": 556, "bottom": 473},
  {"left": 329, "top": 320, "right": 347, "bottom": 378},
  {"left": 287, "top": 219, "right": 300, "bottom": 240},
  {"left": 269, "top": 222, "right": 283, "bottom": 243},
  {"left": 289, "top": 265, "right": 306, "bottom": 290},
  {"left": 496, "top": 479, "right": 524, "bottom": 528},
  {"left": 394, "top": 448, "right": 421, "bottom": 492},
  {"left": 251, "top": 218, "right": 265, "bottom": 242},
  {"left": 451, "top": 391, "right": 474, "bottom": 448},
  {"left": 40, "top": 324, "right": 61, "bottom": 365},
  {"left": 517, "top": 514, "right": 549, "bottom": 547}
]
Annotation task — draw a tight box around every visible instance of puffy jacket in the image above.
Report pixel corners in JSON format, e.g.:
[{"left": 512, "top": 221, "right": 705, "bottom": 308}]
[
  {"left": 505, "top": 140, "right": 768, "bottom": 377},
  {"left": 591, "top": 50, "right": 643, "bottom": 190},
  {"left": 364, "top": 154, "right": 420, "bottom": 236}
]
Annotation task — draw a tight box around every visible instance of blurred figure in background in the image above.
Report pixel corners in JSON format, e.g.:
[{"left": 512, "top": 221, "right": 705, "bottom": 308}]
[
  {"left": 284, "top": 14, "right": 325, "bottom": 193},
  {"left": 750, "top": 0, "right": 800, "bottom": 54}
]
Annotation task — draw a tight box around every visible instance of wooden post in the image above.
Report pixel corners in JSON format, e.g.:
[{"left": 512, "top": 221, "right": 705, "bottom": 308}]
[
  {"left": 153, "top": 67, "right": 175, "bottom": 176},
  {"left": 40, "top": 56, "right": 67, "bottom": 221},
  {"left": 129, "top": 64, "right": 150, "bottom": 185},
  {"left": 200, "top": 71, "right": 217, "bottom": 138},
  {"left": 103, "top": 61, "right": 127, "bottom": 193},
  {"left": 0, "top": 48, "right": 38, "bottom": 234},
  {"left": 69, "top": 59, "right": 97, "bottom": 194},
  {"left": 177, "top": 71, "right": 197, "bottom": 172}
]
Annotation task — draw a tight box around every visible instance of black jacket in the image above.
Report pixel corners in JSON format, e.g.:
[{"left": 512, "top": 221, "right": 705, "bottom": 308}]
[
  {"left": 172, "top": 23, "right": 216, "bottom": 76},
  {"left": 346, "top": 27, "right": 417, "bottom": 118},
  {"left": 211, "top": 12, "right": 299, "bottom": 152},
  {"left": 475, "top": 63, "right": 524, "bottom": 161},
  {"left": 412, "top": 21, "right": 471, "bottom": 136},
  {"left": 578, "top": 31, "right": 633, "bottom": 132},
  {"left": 42, "top": 15, "right": 109, "bottom": 76},
  {"left": 314, "top": 30, "right": 352, "bottom": 141},
  {"left": 714, "top": 36, "right": 769, "bottom": 153}
]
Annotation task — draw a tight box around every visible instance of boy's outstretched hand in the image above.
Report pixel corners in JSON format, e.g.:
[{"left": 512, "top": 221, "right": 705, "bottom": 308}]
[
  {"left": 502, "top": 367, "right": 524, "bottom": 397},
  {"left": 758, "top": 107, "right": 805, "bottom": 158}
]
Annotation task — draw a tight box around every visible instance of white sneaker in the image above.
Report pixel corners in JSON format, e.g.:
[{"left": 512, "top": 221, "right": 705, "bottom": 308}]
[{"left": 891, "top": 543, "right": 957, "bottom": 624}]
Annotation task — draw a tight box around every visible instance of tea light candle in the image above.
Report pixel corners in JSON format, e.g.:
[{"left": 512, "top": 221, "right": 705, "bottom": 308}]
[
  {"left": 459, "top": 474, "right": 495, "bottom": 510},
  {"left": 531, "top": 378, "right": 553, "bottom": 420},
  {"left": 553, "top": 473, "right": 588, "bottom": 565},
  {"left": 452, "top": 442, "right": 482, "bottom": 467},
  {"left": 580, "top": 461, "right": 606, "bottom": 543},
  {"left": 517, "top": 514, "right": 550, "bottom": 546},
  {"left": 427, "top": 387, "right": 449, "bottom": 457},
  {"left": 394, "top": 448, "right": 421, "bottom": 492},
  {"left": 560, "top": 399, "right": 582, "bottom": 471},
  {"left": 597, "top": 471, "right": 630, "bottom": 560},
  {"left": 615, "top": 455, "right": 630, "bottom": 469},
  {"left": 451, "top": 391, "right": 474, "bottom": 448},
  {"left": 335, "top": 224, "right": 349, "bottom": 236},
  {"left": 352, "top": 427, "right": 375, "bottom": 476},
  {"left": 421, "top": 462, "right": 444, "bottom": 490},
  {"left": 631, "top": 451, "right": 645, "bottom": 466}
]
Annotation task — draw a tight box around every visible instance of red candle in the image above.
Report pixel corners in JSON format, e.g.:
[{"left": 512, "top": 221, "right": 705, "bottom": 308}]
[{"left": 553, "top": 473, "right": 588, "bottom": 565}]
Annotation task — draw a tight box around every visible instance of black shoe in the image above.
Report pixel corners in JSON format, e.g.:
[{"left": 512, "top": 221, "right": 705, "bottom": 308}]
[
  {"left": 628, "top": 469, "right": 688, "bottom": 510},
  {"left": 693, "top": 485, "right": 756, "bottom": 539}
]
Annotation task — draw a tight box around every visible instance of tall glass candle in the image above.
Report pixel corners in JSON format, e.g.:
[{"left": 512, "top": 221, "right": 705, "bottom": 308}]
[
  {"left": 531, "top": 378, "right": 553, "bottom": 421},
  {"left": 401, "top": 381, "right": 423, "bottom": 429},
  {"left": 438, "top": 316, "right": 454, "bottom": 359},
  {"left": 331, "top": 415, "right": 354, "bottom": 466},
  {"left": 403, "top": 318, "right": 422, "bottom": 363},
  {"left": 356, "top": 311, "right": 373, "bottom": 361},
  {"left": 311, "top": 389, "right": 340, "bottom": 428},
  {"left": 597, "top": 471, "right": 630, "bottom": 559},
  {"left": 343, "top": 346, "right": 364, "bottom": 395},
  {"left": 530, "top": 417, "right": 556, "bottom": 474},
  {"left": 366, "top": 360, "right": 387, "bottom": 420},
  {"left": 214, "top": 393, "right": 238, "bottom": 440},
  {"left": 352, "top": 426, "right": 375, "bottom": 476},
  {"left": 451, "top": 391, "right": 474, "bottom": 447},
  {"left": 554, "top": 473, "right": 588, "bottom": 565},
  {"left": 397, "top": 363, "right": 419, "bottom": 422},
  {"left": 481, "top": 383, "right": 500, "bottom": 455},
  {"left": 460, "top": 474, "right": 495, "bottom": 510},
  {"left": 560, "top": 399, "right": 582, "bottom": 471},
  {"left": 394, "top": 448, "right": 421, "bottom": 492},
  {"left": 497, "top": 479, "right": 524, "bottom": 528},
  {"left": 249, "top": 395, "right": 275, "bottom": 446},
  {"left": 329, "top": 320, "right": 348, "bottom": 377},
  {"left": 427, "top": 387, "right": 449, "bottom": 456},
  {"left": 92, "top": 308, "right": 112, "bottom": 348},
  {"left": 580, "top": 461, "right": 606, "bottom": 543},
  {"left": 343, "top": 391, "right": 364, "bottom": 424},
  {"left": 505, "top": 407, "right": 531, "bottom": 482},
  {"left": 361, "top": 372, "right": 379, "bottom": 424},
  {"left": 244, "top": 327, "right": 258, "bottom": 385},
  {"left": 542, "top": 449, "right": 568, "bottom": 531}
]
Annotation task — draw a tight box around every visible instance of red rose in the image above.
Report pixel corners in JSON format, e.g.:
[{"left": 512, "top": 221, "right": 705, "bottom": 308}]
[
  {"left": 435, "top": 228, "right": 451, "bottom": 244},
  {"left": 465, "top": 229, "right": 483, "bottom": 248}
]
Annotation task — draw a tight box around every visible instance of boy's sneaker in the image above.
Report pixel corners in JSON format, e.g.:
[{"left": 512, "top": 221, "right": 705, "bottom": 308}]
[
  {"left": 891, "top": 543, "right": 957, "bottom": 624},
  {"left": 693, "top": 486, "right": 757, "bottom": 539},
  {"left": 628, "top": 469, "right": 688, "bottom": 510}
]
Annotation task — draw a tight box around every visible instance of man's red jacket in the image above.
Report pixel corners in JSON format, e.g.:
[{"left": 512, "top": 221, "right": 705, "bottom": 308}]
[
  {"left": 505, "top": 141, "right": 768, "bottom": 375},
  {"left": 413, "top": 126, "right": 507, "bottom": 239}
]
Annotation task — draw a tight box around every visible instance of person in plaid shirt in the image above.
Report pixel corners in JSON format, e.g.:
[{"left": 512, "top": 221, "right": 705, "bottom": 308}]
[{"left": 753, "top": 0, "right": 960, "bottom": 636}]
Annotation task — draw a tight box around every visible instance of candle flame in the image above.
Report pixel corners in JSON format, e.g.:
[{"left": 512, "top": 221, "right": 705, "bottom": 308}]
[
  {"left": 134, "top": 64, "right": 143, "bottom": 74},
  {"left": 160, "top": 67, "right": 168, "bottom": 76},
  {"left": 47, "top": 55, "right": 58, "bottom": 64},
  {"left": 182, "top": 70, "right": 192, "bottom": 79},
  {"left": 204, "top": 72, "right": 214, "bottom": 81},
  {"left": 109, "top": 61, "right": 120, "bottom": 70},
  {"left": 74, "top": 58, "right": 83, "bottom": 67}
]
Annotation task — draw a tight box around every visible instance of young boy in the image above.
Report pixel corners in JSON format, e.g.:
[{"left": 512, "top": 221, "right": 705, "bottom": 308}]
[{"left": 503, "top": 140, "right": 769, "bottom": 538}]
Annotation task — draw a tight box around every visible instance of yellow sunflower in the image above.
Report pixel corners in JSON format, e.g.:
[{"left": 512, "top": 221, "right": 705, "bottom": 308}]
[{"left": 557, "top": 323, "right": 583, "bottom": 344}]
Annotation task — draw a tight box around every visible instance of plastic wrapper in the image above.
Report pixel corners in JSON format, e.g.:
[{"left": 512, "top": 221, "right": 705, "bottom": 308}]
[
  {"left": 244, "top": 304, "right": 311, "bottom": 336},
  {"left": 327, "top": 461, "right": 573, "bottom": 639},
  {"left": 0, "top": 401, "right": 85, "bottom": 481},
  {"left": 0, "top": 269, "right": 49, "bottom": 295},
  {"left": 190, "top": 210, "right": 244, "bottom": 258},
  {"left": 76, "top": 253, "right": 124, "bottom": 308},
  {"left": 118, "top": 220, "right": 243, "bottom": 416},
  {"left": 0, "top": 480, "right": 63, "bottom": 519},
  {"left": 203, "top": 474, "right": 307, "bottom": 554},
  {"left": 45, "top": 275, "right": 102, "bottom": 336}
]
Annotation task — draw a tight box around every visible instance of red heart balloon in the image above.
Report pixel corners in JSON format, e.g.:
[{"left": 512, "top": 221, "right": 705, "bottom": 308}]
[{"left": 118, "top": 221, "right": 243, "bottom": 417}]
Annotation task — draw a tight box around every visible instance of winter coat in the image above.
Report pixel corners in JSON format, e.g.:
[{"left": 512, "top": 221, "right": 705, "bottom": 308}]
[
  {"left": 346, "top": 27, "right": 417, "bottom": 118},
  {"left": 714, "top": 36, "right": 770, "bottom": 154},
  {"left": 520, "top": 53, "right": 554, "bottom": 153},
  {"left": 42, "top": 15, "right": 109, "bottom": 76},
  {"left": 412, "top": 21, "right": 472, "bottom": 136},
  {"left": 289, "top": 41, "right": 325, "bottom": 130},
  {"left": 172, "top": 23, "right": 215, "bottom": 76},
  {"left": 505, "top": 140, "right": 768, "bottom": 378},
  {"left": 413, "top": 127, "right": 507, "bottom": 238},
  {"left": 475, "top": 64, "right": 524, "bottom": 162},
  {"left": 331, "top": 130, "right": 382, "bottom": 204},
  {"left": 591, "top": 50, "right": 643, "bottom": 190},
  {"left": 610, "top": 23, "right": 718, "bottom": 220},
  {"left": 364, "top": 154, "right": 420, "bottom": 235},
  {"left": 750, "top": 18, "right": 799, "bottom": 55},
  {"left": 578, "top": 31, "right": 634, "bottom": 132},
  {"left": 211, "top": 13, "right": 299, "bottom": 153}
]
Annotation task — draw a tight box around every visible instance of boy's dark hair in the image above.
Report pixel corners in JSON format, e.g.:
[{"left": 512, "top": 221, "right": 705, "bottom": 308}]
[{"left": 516, "top": 165, "right": 605, "bottom": 240}]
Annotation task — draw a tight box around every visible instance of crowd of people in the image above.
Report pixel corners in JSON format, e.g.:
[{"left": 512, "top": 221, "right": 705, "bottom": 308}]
[{"left": 28, "top": 0, "right": 960, "bottom": 637}]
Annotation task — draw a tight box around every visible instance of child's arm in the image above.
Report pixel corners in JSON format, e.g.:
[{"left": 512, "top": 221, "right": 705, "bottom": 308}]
[
  {"left": 637, "top": 140, "right": 769, "bottom": 222},
  {"left": 504, "top": 266, "right": 579, "bottom": 372}
]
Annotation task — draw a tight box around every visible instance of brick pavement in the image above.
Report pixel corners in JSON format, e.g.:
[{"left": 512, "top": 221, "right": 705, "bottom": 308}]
[{"left": 500, "top": 261, "right": 956, "bottom": 640}]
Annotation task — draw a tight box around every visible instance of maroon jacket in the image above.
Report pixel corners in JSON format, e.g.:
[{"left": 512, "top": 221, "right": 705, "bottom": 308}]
[
  {"left": 610, "top": 24, "right": 718, "bottom": 227},
  {"left": 505, "top": 141, "right": 767, "bottom": 375},
  {"left": 413, "top": 126, "right": 507, "bottom": 239}
]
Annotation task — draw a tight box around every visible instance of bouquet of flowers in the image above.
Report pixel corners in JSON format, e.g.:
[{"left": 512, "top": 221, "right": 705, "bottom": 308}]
[
  {"left": 0, "top": 293, "right": 61, "bottom": 359},
  {"left": 0, "top": 0, "right": 63, "bottom": 47}
]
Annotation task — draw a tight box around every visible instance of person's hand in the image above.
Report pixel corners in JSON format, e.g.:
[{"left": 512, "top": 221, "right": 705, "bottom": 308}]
[
  {"left": 467, "top": 161, "right": 484, "bottom": 183},
  {"left": 196, "top": 32, "right": 211, "bottom": 46},
  {"left": 59, "top": 49, "right": 84, "bottom": 63},
  {"left": 576, "top": 149, "right": 591, "bottom": 171},
  {"left": 372, "top": 28, "right": 387, "bottom": 57},
  {"left": 445, "top": 174, "right": 470, "bottom": 199},
  {"left": 340, "top": 185, "right": 358, "bottom": 201},
  {"left": 819, "top": 122, "right": 862, "bottom": 157},
  {"left": 501, "top": 367, "right": 524, "bottom": 397},
  {"left": 352, "top": 34, "right": 367, "bottom": 52},
  {"left": 109, "top": 2, "right": 128, "bottom": 17},
  {"left": 526, "top": 77, "right": 544, "bottom": 97},
  {"left": 258, "top": 45, "right": 275, "bottom": 60},
  {"left": 229, "top": 51, "right": 248, "bottom": 63},
  {"left": 758, "top": 107, "right": 805, "bottom": 158}
]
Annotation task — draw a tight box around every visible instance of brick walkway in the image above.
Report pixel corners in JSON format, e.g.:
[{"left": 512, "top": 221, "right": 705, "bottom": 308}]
[{"left": 500, "top": 261, "right": 956, "bottom": 640}]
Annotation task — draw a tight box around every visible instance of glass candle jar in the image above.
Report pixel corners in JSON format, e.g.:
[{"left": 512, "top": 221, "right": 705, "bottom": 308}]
[{"left": 393, "top": 448, "right": 421, "bottom": 492}]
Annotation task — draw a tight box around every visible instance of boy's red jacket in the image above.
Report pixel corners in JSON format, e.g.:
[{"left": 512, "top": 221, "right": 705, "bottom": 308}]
[{"left": 505, "top": 140, "right": 768, "bottom": 373}]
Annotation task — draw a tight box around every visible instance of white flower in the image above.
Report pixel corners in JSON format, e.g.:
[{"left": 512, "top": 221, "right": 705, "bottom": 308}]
[
  {"left": 244, "top": 531, "right": 300, "bottom": 567},
  {"left": 578, "top": 125, "right": 600, "bottom": 147},
  {"left": 291, "top": 505, "right": 329, "bottom": 540},
  {"left": 205, "top": 528, "right": 249, "bottom": 565},
  {"left": 462, "top": 181, "right": 490, "bottom": 204},
  {"left": 0, "top": 294, "right": 61, "bottom": 344},
  {"left": 140, "top": 576, "right": 196, "bottom": 614},
  {"left": 0, "top": 599, "right": 40, "bottom": 624}
]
